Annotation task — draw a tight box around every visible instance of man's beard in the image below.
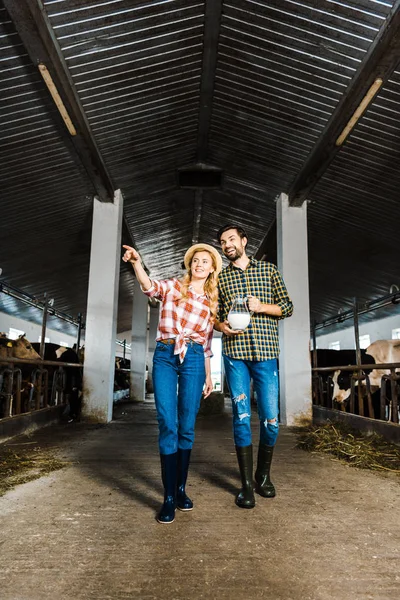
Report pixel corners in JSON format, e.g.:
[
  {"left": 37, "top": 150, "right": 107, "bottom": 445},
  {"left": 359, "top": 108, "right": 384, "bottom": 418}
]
[{"left": 224, "top": 245, "right": 243, "bottom": 262}]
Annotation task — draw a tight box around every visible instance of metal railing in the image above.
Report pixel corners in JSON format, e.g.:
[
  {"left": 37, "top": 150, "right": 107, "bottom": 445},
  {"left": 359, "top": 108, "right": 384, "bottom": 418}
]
[
  {"left": 312, "top": 362, "right": 400, "bottom": 424},
  {"left": 0, "top": 357, "right": 82, "bottom": 419}
]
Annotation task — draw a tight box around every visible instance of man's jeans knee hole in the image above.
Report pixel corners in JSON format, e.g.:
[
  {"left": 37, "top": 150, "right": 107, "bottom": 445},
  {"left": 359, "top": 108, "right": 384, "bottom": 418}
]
[
  {"left": 264, "top": 418, "right": 278, "bottom": 428},
  {"left": 232, "top": 394, "right": 250, "bottom": 421},
  {"left": 239, "top": 412, "right": 251, "bottom": 421}
]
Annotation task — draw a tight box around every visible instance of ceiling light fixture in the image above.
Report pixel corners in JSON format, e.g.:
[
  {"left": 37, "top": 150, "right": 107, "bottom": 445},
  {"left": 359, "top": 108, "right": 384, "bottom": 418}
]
[
  {"left": 38, "top": 63, "right": 77, "bottom": 136},
  {"left": 335, "top": 77, "right": 383, "bottom": 146}
]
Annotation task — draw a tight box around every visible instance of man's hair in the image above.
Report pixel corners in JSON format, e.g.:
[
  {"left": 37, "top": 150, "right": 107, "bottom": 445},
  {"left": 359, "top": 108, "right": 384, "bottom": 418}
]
[{"left": 216, "top": 224, "right": 248, "bottom": 244}]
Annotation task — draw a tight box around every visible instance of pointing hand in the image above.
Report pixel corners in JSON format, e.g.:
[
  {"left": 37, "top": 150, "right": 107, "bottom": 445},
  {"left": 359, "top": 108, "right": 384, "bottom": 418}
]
[{"left": 122, "top": 245, "right": 141, "bottom": 264}]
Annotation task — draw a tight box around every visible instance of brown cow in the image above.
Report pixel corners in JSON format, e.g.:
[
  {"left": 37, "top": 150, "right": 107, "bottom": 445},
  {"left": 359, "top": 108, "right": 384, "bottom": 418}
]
[
  {"left": 0, "top": 335, "right": 41, "bottom": 417},
  {"left": 0, "top": 334, "right": 41, "bottom": 360}
]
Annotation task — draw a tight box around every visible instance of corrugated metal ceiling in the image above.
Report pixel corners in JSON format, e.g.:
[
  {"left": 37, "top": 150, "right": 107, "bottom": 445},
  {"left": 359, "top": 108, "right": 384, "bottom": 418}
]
[
  {"left": 308, "top": 64, "right": 400, "bottom": 320},
  {"left": 1, "top": 0, "right": 399, "bottom": 337},
  {"left": 0, "top": 3, "right": 95, "bottom": 335}
]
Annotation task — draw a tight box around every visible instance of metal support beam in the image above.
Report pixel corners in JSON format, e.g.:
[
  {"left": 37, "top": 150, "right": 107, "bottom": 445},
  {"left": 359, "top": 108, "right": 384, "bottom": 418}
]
[
  {"left": 288, "top": 1, "right": 400, "bottom": 207},
  {"left": 192, "top": 190, "right": 203, "bottom": 244},
  {"left": 254, "top": 218, "right": 277, "bottom": 263},
  {"left": 3, "top": 0, "right": 115, "bottom": 202},
  {"left": 196, "top": 0, "right": 223, "bottom": 162}
]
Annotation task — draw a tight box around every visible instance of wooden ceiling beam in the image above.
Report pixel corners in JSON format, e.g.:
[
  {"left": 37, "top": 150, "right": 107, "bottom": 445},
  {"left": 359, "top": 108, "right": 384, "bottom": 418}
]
[{"left": 192, "top": 190, "right": 203, "bottom": 244}]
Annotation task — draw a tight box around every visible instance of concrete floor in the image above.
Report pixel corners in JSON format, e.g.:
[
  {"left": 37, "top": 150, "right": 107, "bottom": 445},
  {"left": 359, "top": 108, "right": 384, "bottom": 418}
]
[{"left": 0, "top": 399, "right": 399, "bottom": 600}]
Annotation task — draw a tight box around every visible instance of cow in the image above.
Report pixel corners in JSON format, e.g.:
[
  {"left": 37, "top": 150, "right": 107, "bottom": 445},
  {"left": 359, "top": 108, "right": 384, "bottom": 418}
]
[
  {"left": 0, "top": 334, "right": 41, "bottom": 360},
  {"left": 0, "top": 334, "right": 41, "bottom": 417},
  {"left": 312, "top": 349, "right": 359, "bottom": 407},
  {"left": 332, "top": 341, "right": 400, "bottom": 402},
  {"left": 114, "top": 356, "right": 131, "bottom": 400},
  {"left": 332, "top": 340, "right": 400, "bottom": 419},
  {"left": 313, "top": 348, "right": 358, "bottom": 368},
  {"left": 31, "top": 343, "right": 83, "bottom": 420}
]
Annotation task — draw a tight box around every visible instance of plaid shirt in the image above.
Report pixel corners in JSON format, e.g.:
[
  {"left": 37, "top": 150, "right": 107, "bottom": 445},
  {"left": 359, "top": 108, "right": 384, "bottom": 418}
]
[
  {"left": 217, "top": 258, "right": 293, "bottom": 361},
  {"left": 143, "top": 278, "right": 213, "bottom": 362}
]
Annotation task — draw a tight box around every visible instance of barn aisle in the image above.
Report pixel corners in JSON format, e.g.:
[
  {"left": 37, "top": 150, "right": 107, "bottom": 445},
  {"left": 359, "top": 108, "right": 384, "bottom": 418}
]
[{"left": 0, "top": 400, "right": 399, "bottom": 600}]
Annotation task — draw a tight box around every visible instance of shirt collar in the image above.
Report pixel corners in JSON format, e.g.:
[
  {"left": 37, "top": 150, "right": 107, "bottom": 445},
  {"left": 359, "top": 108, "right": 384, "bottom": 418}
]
[
  {"left": 228, "top": 256, "right": 258, "bottom": 271},
  {"left": 188, "top": 284, "right": 207, "bottom": 298}
]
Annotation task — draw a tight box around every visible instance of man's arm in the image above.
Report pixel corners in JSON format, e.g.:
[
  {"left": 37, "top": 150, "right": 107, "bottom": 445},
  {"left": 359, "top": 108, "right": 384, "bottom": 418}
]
[
  {"left": 272, "top": 267, "right": 293, "bottom": 319},
  {"left": 247, "top": 297, "right": 282, "bottom": 317},
  {"left": 247, "top": 265, "right": 293, "bottom": 319}
]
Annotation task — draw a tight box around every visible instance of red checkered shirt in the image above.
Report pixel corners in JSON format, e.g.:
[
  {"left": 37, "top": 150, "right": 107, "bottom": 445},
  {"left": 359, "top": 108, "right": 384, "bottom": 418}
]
[{"left": 143, "top": 278, "right": 214, "bottom": 362}]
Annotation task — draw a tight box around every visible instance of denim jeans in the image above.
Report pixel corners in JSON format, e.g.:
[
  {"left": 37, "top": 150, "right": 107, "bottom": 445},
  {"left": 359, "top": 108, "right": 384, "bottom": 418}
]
[
  {"left": 153, "top": 341, "right": 206, "bottom": 455},
  {"left": 223, "top": 355, "right": 279, "bottom": 447}
]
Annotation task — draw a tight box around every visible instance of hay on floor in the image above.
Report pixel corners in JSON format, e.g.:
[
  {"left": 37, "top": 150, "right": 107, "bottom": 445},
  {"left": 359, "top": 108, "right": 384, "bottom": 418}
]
[
  {"left": 297, "top": 421, "right": 400, "bottom": 474},
  {"left": 0, "top": 445, "right": 67, "bottom": 496}
]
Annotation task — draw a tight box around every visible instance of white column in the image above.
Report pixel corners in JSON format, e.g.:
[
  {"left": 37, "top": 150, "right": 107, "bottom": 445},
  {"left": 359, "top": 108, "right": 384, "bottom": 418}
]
[
  {"left": 146, "top": 302, "right": 159, "bottom": 393},
  {"left": 130, "top": 279, "right": 149, "bottom": 401},
  {"left": 83, "top": 190, "right": 123, "bottom": 422},
  {"left": 276, "top": 192, "right": 312, "bottom": 425}
]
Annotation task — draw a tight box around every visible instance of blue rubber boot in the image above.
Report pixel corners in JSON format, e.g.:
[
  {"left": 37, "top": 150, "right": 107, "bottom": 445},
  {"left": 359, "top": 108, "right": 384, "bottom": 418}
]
[
  {"left": 177, "top": 449, "right": 193, "bottom": 511},
  {"left": 157, "top": 452, "right": 178, "bottom": 524}
]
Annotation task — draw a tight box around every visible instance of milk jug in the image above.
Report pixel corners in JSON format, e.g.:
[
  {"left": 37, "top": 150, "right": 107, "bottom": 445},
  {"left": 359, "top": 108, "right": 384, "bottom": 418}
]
[{"left": 228, "top": 296, "right": 251, "bottom": 330}]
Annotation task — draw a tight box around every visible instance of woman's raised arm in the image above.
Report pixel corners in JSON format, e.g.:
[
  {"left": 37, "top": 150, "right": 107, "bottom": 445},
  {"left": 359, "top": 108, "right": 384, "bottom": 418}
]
[{"left": 122, "top": 245, "right": 152, "bottom": 291}]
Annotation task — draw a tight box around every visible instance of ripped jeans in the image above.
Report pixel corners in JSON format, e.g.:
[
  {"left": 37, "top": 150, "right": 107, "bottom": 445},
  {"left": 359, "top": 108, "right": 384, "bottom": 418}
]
[{"left": 223, "top": 355, "right": 279, "bottom": 447}]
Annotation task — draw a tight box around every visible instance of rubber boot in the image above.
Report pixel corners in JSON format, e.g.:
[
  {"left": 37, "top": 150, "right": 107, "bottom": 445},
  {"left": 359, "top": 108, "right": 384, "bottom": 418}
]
[
  {"left": 235, "top": 445, "right": 255, "bottom": 509},
  {"left": 157, "top": 452, "right": 178, "bottom": 524},
  {"left": 255, "top": 443, "right": 276, "bottom": 498},
  {"left": 177, "top": 448, "right": 193, "bottom": 511}
]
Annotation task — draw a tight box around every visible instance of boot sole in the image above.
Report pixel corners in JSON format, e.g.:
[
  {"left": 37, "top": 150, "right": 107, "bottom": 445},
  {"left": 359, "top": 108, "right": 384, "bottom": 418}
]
[
  {"left": 255, "top": 487, "right": 276, "bottom": 498},
  {"left": 156, "top": 517, "right": 175, "bottom": 524},
  {"left": 177, "top": 506, "right": 193, "bottom": 512},
  {"left": 235, "top": 499, "right": 255, "bottom": 509}
]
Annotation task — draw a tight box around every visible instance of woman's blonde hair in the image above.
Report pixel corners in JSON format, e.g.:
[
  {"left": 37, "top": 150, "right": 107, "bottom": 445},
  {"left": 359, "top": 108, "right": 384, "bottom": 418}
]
[{"left": 179, "top": 248, "right": 219, "bottom": 320}]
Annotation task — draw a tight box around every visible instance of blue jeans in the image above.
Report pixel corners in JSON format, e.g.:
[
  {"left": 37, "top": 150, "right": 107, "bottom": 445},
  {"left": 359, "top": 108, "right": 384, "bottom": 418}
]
[
  {"left": 223, "top": 355, "right": 279, "bottom": 447},
  {"left": 153, "top": 341, "right": 206, "bottom": 455}
]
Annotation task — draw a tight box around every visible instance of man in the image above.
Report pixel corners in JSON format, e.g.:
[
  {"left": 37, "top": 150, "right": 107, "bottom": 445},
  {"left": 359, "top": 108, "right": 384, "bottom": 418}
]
[{"left": 215, "top": 224, "right": 293, "bottom": 509}]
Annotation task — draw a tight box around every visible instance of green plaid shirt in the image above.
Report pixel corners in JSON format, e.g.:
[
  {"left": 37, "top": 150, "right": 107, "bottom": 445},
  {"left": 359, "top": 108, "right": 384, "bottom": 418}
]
[{"left": 217, "top": 258, "right": 293, "bottom": 361}]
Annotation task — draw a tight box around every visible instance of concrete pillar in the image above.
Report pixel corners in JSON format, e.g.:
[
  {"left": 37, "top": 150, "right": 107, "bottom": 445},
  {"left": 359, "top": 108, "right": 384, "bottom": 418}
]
[
  {"left": 130, "top": 278, "right": 149, "bottom": 402},
  {"left": 276, "top": 192, "right": 312, "bottom": 425},
  {"left": 83, "top": 190, "right": 123, "bottom": 422},
  {"left": 146, "top": 302, "right": 159, "bottom": 393}
]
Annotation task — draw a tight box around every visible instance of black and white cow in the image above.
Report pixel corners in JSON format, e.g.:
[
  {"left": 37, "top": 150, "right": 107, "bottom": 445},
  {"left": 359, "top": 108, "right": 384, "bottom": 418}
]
[
  {"left": 332, "top": 340, "right": 400, "bottom": 402},
  {"left": 31, "top": 343, "right": 82, "bottom": 420},
  {"left": 312, "top": 349, "right": 359, "bottom": 408},
  {"left": 332, "top": 340, "right": 400, "bottom": 419}
]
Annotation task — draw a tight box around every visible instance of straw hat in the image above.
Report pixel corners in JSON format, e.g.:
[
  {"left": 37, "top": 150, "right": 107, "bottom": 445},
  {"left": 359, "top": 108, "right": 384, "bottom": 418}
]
[{"left": 183, "top": 243, "right": 223, "bottom": 275}]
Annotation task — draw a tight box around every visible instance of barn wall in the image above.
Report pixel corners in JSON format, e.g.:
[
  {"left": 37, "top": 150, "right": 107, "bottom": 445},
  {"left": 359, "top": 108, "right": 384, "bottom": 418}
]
[
  {"left": 316, "top": 314, "right": 400, "bottom": 349},
  {"left": 0, "top": 312, "right": 77, "bottom": 348}
]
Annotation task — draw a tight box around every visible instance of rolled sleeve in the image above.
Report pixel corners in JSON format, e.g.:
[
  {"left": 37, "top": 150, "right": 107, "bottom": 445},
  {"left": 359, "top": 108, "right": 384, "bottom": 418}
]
[
  {"left": 273, "top": 269, "right": 294, "bottom": 320},
  {"left": 141, "top": 279, "right": 172, "bottom": 301}
]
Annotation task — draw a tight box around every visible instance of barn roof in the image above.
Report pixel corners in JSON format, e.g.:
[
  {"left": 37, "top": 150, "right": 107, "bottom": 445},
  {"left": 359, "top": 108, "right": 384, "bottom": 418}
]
[{"left": 1, "top": 0, "right": 400, "bottom": 336}]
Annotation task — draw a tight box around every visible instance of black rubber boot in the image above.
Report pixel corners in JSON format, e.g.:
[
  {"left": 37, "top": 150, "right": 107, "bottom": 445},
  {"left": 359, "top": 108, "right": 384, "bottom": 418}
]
[
  {"left": 235, "top": 445, "right": 256, "bottom": 509},
  {"left": 255, "top": 443, "right": 276, "bottom": 498},
  {"left": 177, "top": 448, "right": 193, "bottom": 511},
  {"left": 157, "top": 452, "right": 178, "bottom": 524}
]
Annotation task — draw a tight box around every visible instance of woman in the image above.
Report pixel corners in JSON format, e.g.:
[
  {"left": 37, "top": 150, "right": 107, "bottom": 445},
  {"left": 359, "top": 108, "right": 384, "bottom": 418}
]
[{"left": 122, "top": 243, "right": 222, "bottom": 524}]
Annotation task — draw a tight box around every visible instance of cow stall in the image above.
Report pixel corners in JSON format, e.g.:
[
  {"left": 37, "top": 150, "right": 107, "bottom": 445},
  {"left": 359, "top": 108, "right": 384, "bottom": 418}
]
[
  {"left": 311, "top": 292, "right": 400, "bottom": 443},
  {"left": 0, "top": 282, "right": 84, "bottom": 438}
]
